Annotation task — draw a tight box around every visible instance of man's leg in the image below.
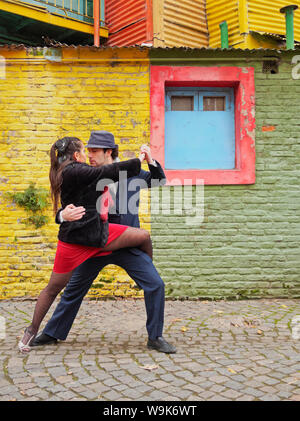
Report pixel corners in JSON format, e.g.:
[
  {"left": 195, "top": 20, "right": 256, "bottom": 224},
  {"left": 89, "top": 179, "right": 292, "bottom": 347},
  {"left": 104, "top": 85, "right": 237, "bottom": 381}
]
[
  {"left": 33, "top": 248, "right": 175, "bottom": 352},
  {"left": 35, "top": 256, "right": 108, "bottom": 342},
  {"left": 110, "top": 248, "right": 176, "bottom": 353}
]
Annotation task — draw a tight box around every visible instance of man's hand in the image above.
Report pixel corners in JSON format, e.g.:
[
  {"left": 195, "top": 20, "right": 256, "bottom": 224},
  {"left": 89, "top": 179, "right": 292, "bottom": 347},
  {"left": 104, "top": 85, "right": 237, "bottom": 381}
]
[
  {"left": 138, "top": 151, "right": 146, "bottom": 163},
  {"left": 140, "top": 144, "right": 155, "bottom": 165},
  {"left": 61, "top": 204, "right": 86, "bottom": 222}
]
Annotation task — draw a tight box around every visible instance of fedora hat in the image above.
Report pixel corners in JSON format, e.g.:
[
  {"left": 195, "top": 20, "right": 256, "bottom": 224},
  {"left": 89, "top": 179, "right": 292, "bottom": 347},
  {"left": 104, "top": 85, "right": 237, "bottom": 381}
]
[{"left": 86, "top": 131, "right": 117, "bottom": 149}]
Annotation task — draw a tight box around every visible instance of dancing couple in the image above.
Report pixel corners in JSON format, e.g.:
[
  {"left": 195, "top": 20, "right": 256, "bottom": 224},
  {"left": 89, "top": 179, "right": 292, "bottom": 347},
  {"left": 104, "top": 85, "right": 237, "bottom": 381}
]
[{"left": 18, "top": 131, "right": 176, "bottom": 354}]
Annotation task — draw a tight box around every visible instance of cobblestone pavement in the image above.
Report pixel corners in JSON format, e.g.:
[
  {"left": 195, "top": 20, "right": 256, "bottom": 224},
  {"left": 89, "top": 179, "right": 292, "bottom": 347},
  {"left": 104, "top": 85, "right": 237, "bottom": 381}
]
[{"left": 0, "top": 298, "right": 299, "bottom": 401}]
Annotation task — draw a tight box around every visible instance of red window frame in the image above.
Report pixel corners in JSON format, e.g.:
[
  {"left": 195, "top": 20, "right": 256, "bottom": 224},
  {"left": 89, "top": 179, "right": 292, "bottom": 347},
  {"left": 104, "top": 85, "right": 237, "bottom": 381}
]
[{"left": 150, "top": 65, "right": 256, "bottom": 185}]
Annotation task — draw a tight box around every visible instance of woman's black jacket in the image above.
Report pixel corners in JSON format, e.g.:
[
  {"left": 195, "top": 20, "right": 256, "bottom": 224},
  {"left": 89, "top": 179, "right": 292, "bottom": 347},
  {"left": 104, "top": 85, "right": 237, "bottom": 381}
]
[{"left": 57, "top": 158, "right": 141, "bottom": 247}]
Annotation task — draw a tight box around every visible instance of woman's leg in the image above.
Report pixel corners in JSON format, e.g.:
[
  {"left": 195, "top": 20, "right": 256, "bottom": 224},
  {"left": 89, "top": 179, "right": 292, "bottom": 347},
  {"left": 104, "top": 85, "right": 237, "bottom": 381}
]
[
  {"left": 19, "top": 270, "right": 73, "bottom": 351},
  {"left": 102, "top": 227, "right": 153, "bottom": 259}
]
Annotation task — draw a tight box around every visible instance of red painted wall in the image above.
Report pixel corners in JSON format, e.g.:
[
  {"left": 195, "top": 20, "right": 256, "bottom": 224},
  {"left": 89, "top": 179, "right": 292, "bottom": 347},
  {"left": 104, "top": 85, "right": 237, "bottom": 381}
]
[{"left": 105, "top": 0, "right": 153, "bottom": 46}]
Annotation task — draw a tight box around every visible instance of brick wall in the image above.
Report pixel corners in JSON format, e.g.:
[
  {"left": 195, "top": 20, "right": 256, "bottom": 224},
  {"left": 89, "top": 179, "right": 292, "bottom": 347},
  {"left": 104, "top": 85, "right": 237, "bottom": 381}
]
[
  {"left": 1, "top": 47, "right": 300, "bottom": 300},
  {"left": 0, "top": 47, "right": 150, "bottom": 299},
  {"left": 151, "top": 51, "right": 300, "bottom": 299}
]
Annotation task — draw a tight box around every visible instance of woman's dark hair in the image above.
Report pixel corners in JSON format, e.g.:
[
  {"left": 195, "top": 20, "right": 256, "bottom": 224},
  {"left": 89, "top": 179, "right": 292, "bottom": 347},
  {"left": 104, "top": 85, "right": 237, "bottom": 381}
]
[{"left": 49, "top": 136, "right": 82, "bottom": 214}]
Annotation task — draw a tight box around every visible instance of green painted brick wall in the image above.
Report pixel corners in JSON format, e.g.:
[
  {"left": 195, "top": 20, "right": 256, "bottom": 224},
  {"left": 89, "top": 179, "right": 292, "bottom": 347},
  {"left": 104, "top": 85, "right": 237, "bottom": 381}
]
[{"left": 151, "top": 52, "right": 300, "bottom": 300}]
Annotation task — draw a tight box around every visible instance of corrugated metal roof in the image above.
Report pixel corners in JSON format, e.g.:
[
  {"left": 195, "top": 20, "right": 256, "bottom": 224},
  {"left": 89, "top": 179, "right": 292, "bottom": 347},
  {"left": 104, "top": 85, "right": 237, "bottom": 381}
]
[
  {"left": 248, "top": 0, "right": 300, "bottom": 43},
  {"left": 250, "top": 30, "right": 300, "bottom": 45},
  {"left": 1, "top": 39, "right": 299, "bottom": 53},
  {"left": 157, "top": 0, "right": 209, "bottom": 48},
  {"left": 105, "top": 0, "right": 149, "bottom": 47},
  {"left": 0, "top": 44, "right": 27, "bottom": 49},
  {"left": 106, "top": 0, "right": 147, "bottom": 33},
  {"left": 206, "top": 0, "right": 242, "bottom": 49},
  {"left": 107, "top": 20, "right": 148, "bottom": 47}
]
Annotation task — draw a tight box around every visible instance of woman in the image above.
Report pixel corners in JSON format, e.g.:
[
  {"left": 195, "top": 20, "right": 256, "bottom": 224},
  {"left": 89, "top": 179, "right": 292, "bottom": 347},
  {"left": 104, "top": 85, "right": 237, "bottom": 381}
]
[{"left": 18, "top": 136, "right": 152, "bottom": 353}]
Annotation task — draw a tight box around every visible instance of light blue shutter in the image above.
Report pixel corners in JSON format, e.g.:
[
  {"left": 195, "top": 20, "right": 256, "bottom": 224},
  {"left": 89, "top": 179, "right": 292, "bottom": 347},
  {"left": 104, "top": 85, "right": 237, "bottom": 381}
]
[{"left": 165, "top": 87, "right": 235, "bottom": 170}]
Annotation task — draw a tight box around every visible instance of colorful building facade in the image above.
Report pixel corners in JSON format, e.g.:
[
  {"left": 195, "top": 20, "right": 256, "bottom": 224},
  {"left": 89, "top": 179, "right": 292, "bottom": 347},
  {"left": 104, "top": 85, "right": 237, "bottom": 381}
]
[
  {"left": 106, "top": 0, "right": 300, "bottom": 50},
  {"left": 0, "top": 0, "right": 107, "bottom": 45},
  {"left": 1, "top": 1, "right": 300, "bottom": 50},
  {"left": 0, "top": 45, "right": 299, "bottom": 299},
  {"left": 206, "top": 0, "right": 300, "bottom": 49},
  {"left": 105, "top": 0, "right": 209, "bottom": 48}
]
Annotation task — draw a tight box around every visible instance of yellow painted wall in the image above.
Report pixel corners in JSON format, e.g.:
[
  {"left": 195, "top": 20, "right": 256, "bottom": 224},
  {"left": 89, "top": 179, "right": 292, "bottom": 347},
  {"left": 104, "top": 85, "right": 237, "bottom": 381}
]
[
  {"left": 248, "top": 0, "right": 300, "bottom": 42},
  {"left": 153, "top": 0, "right": 209, "bottom": 48},
  {"left": 206, "top": 0, "right": 243, "bottom": 48},
  {"left": 207, "top": 0, "right": 300, "bottom": 49},
  {"left": 0, "top": 46, "right": 150, "bottom": 299}
]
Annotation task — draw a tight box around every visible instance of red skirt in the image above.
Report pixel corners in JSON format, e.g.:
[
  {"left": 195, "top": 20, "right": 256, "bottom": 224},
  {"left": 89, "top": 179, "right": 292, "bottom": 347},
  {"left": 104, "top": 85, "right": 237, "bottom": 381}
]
[{"left": 53, "top": 223, "right": 128, "bottom": 274}]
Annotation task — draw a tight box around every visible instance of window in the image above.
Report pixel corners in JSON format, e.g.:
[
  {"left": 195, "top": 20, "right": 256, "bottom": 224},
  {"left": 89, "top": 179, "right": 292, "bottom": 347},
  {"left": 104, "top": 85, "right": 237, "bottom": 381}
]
[
  {"left": 171, "top": 95, "right": 194, "bottom": 111},
  {"left": 150, "top": 66, "right": 256, "bottom": 185},
  {"left": 165, "top": 87, "right": 235, "bottom": 170},
  {"left": 203, "top": 96, "right": 225, "bottom": 111}
]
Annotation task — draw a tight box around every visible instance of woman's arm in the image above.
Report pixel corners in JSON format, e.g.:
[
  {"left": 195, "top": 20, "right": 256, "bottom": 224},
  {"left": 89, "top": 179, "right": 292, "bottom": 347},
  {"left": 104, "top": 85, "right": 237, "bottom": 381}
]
[
  {"left": 64, "top": 157, "right": 142, "bottom": 186},
  {"left": 96, "top": 158, "right": 142, "bottom": 184}
]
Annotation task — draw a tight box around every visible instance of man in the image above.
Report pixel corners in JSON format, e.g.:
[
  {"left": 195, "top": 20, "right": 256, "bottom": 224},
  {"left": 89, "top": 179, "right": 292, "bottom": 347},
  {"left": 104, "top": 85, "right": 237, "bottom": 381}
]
[{"left": 32, "top": 131, "right": 176, "bottom": 354}]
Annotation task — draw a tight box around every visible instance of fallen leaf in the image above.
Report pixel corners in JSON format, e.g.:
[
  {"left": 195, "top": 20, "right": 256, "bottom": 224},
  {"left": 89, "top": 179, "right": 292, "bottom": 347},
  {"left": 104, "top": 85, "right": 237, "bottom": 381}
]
[
  {"left": 140, "top": 364, "right": 159, "bottom": 371},
  {"left": 170, "top": 318, "right": 182, "bottom": 323},
  {"left": 181, "top": 326, "right": 188, "bottom": 332},
  {"left": 67, "top": 371, "right": 73, "bottom": 375},
  {"left": 243, "top": 319, "right": 259, "bottom": 328},
  {"left": 281, "top": 305, "right": 287, "bottom": 308},
  {"left": 257, "top": 330, "right": 263, "bottom": 335},
  {"left": 228, "top": 368, "right": 237, "bottom": 374}
]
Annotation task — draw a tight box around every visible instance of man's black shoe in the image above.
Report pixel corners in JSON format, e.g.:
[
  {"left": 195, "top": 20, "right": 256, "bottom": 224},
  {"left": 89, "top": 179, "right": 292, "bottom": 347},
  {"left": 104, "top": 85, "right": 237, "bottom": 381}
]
[
  {"left": 147, "top": 337, "right": 177, "bottom": 354},
  {"left": 31, "top": 333, "right": 58, "bottom": 347}
]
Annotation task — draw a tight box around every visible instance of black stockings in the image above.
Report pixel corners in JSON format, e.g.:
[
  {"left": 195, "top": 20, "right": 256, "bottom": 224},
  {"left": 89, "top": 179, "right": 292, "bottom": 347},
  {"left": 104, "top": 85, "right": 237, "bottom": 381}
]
[
  {"left": 23, "top": 226, "right": 152, "bottom": 342},
  {"left": 101, "top": 226, "right": 153, "bottom": 259},
  {"left": 24, "top": 270, "right": 73, "bottom": 339}
]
